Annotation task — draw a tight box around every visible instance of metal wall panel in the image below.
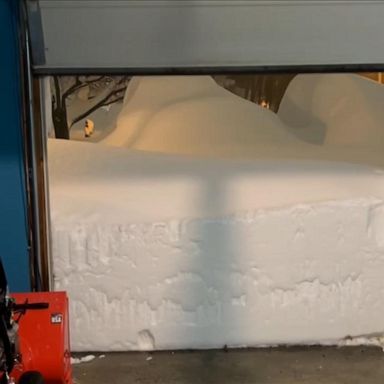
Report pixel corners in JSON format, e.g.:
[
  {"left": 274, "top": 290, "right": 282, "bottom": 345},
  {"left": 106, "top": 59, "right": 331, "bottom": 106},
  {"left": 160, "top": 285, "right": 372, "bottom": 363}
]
[
  {"left": 0, "top": 0, "right": 31, "bottom": 291},
  {"left": 32, "top": 1, "right": 384, "bottom": 73}
]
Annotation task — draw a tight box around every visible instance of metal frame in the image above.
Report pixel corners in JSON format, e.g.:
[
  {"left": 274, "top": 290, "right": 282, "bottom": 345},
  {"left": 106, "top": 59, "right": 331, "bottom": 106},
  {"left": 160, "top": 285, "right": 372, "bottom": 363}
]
[
  {"left": 25, "top": 0, "right": 45, "bottom": 66},
  {"left": 21, "top": 1, "right": 51, "bottom": 291},
  {"left": 37, "top": 76, "right": 54, "bottom": 291},
  {"left": 33, "top": 63, "right": 384, "bottom": 76},
  {"left": 25, "top": 0, "right": 384, "bottom": 292}
]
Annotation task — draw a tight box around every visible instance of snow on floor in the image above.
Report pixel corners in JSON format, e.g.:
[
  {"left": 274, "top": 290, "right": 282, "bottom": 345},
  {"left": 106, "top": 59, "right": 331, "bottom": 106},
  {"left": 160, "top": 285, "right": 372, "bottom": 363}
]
[
  {"left": 71, "top": 355, "right": 96, "bottom": 365},
  {"left": 50, "top": 75, "right": 384, "bottom": 351}
]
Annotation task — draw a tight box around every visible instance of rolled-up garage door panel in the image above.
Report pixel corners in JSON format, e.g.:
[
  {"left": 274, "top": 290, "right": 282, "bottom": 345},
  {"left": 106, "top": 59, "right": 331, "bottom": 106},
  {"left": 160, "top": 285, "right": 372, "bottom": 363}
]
[{"left": 29, "top": 0, "right": 384, "bottom": 73}]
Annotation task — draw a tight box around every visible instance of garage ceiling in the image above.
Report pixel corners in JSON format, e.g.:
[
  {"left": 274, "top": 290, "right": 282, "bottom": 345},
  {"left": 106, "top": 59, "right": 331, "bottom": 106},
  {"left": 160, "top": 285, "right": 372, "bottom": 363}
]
[{"left": 27, "top": 0, "right": 384, "bottom": 74}]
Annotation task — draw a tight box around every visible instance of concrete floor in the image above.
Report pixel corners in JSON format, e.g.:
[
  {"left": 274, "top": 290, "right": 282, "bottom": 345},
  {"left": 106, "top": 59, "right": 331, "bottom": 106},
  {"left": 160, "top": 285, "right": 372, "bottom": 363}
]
[{"left": 73, "top": 347, "right": 384, "bottom": 384}]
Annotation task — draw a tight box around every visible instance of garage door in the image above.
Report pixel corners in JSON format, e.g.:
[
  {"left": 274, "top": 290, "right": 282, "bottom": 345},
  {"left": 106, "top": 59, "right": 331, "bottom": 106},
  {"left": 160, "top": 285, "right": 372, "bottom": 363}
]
[{"left": 28, "top": 0, "right": 384, "bottom": 73}]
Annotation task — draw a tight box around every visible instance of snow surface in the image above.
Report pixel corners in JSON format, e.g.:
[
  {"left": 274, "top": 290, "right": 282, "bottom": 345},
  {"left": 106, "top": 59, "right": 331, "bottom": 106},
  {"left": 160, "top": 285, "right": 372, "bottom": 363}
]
[
  {"left": 50, "top": 142, "right": 384, "bottom": 351},
  {"left": 279, "top": 74, "right": 384, "bottom": 148},
  {"left": 70, "top": 355, "right": 96, "bottom": 365},
  {"left": 102, "top": 76, "right": 299, "bottom": 155},
  {"left": 49, "top": 75, "right": 384, "bottom": 351}
]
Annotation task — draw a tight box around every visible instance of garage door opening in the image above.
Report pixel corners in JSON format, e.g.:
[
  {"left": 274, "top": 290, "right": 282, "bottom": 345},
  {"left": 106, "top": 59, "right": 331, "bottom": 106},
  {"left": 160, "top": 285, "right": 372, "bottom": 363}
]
[{"left": 42, "top": 72, "right": 384, "bottom": 352}]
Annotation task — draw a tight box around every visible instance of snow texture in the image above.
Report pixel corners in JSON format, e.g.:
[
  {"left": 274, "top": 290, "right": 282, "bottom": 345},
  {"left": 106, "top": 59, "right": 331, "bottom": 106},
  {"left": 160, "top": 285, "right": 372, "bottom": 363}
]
[
  {"left": 50, "top": 75, "right": 384, "bottom": 351},
  {"left": 102, "top": 76, "right": 298, "bottom": 155},
  {"left": 279, "top": 74, "right": 384, "bottom": 148},
  {"left": 70, "top": 355, "right": 96, "bottom": 365}
]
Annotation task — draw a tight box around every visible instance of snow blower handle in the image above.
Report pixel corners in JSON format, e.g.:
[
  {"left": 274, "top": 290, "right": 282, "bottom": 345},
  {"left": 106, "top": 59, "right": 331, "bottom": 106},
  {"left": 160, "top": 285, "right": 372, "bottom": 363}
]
[
  {"left": 13, "top": 301, "right": 50, "bottom": 323},
  {"left": 13, "top": 303, "right": 49, "bottom": 311}
]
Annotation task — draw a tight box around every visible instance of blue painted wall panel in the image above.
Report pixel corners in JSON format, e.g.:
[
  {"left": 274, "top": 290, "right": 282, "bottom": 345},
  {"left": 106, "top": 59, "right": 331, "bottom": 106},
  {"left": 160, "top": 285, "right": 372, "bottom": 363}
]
[{"left": 0, "top": 0, "right": 31, "bottom": 291}]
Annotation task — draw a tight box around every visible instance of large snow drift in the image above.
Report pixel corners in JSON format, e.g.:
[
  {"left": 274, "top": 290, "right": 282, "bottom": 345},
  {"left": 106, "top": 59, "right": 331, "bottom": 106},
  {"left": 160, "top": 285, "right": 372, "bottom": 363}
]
[
  {"left": 279, "top": 74, "right": 384, "bottom": 147},
  {"left": 102, "top": 76, "right": 299, "bottom": 155},
  {"left": 50, "top": 75, "right": 384, "bottom": 351},
  {"left": 102, "top": 75, "right": 384, "bottom": 163},
  {"left": 51, "top": 140, "right": 384, "bottom": 351}
]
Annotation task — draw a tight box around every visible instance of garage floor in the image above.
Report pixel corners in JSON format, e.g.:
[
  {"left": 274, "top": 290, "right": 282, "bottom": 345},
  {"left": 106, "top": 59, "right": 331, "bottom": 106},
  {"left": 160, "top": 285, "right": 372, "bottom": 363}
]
[{"left": 72, "top": 347, "right": 384, "bottom": 384}]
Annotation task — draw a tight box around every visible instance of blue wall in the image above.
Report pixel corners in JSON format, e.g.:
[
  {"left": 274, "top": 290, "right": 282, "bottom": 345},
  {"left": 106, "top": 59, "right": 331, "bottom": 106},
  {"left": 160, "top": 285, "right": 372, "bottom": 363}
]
[{"left": 0, "top": 0, "right": 31, "bottom": 291}]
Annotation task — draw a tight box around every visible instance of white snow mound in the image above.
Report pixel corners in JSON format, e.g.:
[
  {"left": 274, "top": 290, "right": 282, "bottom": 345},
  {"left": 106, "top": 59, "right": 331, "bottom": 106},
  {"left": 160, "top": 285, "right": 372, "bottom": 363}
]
[
  {"left": 50, "top": 74, "right": 384, "bottom": 352},
  {"left": 50, "top": 140, "right": 384, "bottom": 352},
  {"left": 102, "top": 76, "right": 298, "bottom": 155},
  {"left": 279, "top": 74, "right": 384, "bottom": 147}
]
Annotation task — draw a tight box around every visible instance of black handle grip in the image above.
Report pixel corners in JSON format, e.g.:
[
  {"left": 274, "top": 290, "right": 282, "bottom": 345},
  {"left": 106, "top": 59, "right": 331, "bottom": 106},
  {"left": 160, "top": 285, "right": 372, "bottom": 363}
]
[{"left": 13, "top": 302, "right": 49, "bottom": 311}]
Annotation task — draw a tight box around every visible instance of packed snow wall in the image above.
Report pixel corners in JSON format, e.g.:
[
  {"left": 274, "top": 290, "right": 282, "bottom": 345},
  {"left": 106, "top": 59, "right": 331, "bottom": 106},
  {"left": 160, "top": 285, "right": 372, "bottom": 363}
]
[{"left": 49, "top": 75, "right": 384, "bottom": 351}]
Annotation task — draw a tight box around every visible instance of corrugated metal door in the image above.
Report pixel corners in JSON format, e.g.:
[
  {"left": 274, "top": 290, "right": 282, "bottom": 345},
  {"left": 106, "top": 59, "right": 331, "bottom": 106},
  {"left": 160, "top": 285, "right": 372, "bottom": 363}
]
[{"left": 27, "top": 0, "right": 384, "bottom": 74}]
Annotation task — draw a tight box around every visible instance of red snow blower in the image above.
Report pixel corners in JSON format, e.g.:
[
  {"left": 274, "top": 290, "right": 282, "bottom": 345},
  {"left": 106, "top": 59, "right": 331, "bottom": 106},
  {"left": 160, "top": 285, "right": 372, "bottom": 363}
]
[{"left": 0, "top": 260, "right": 72, "bottom": 384}]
